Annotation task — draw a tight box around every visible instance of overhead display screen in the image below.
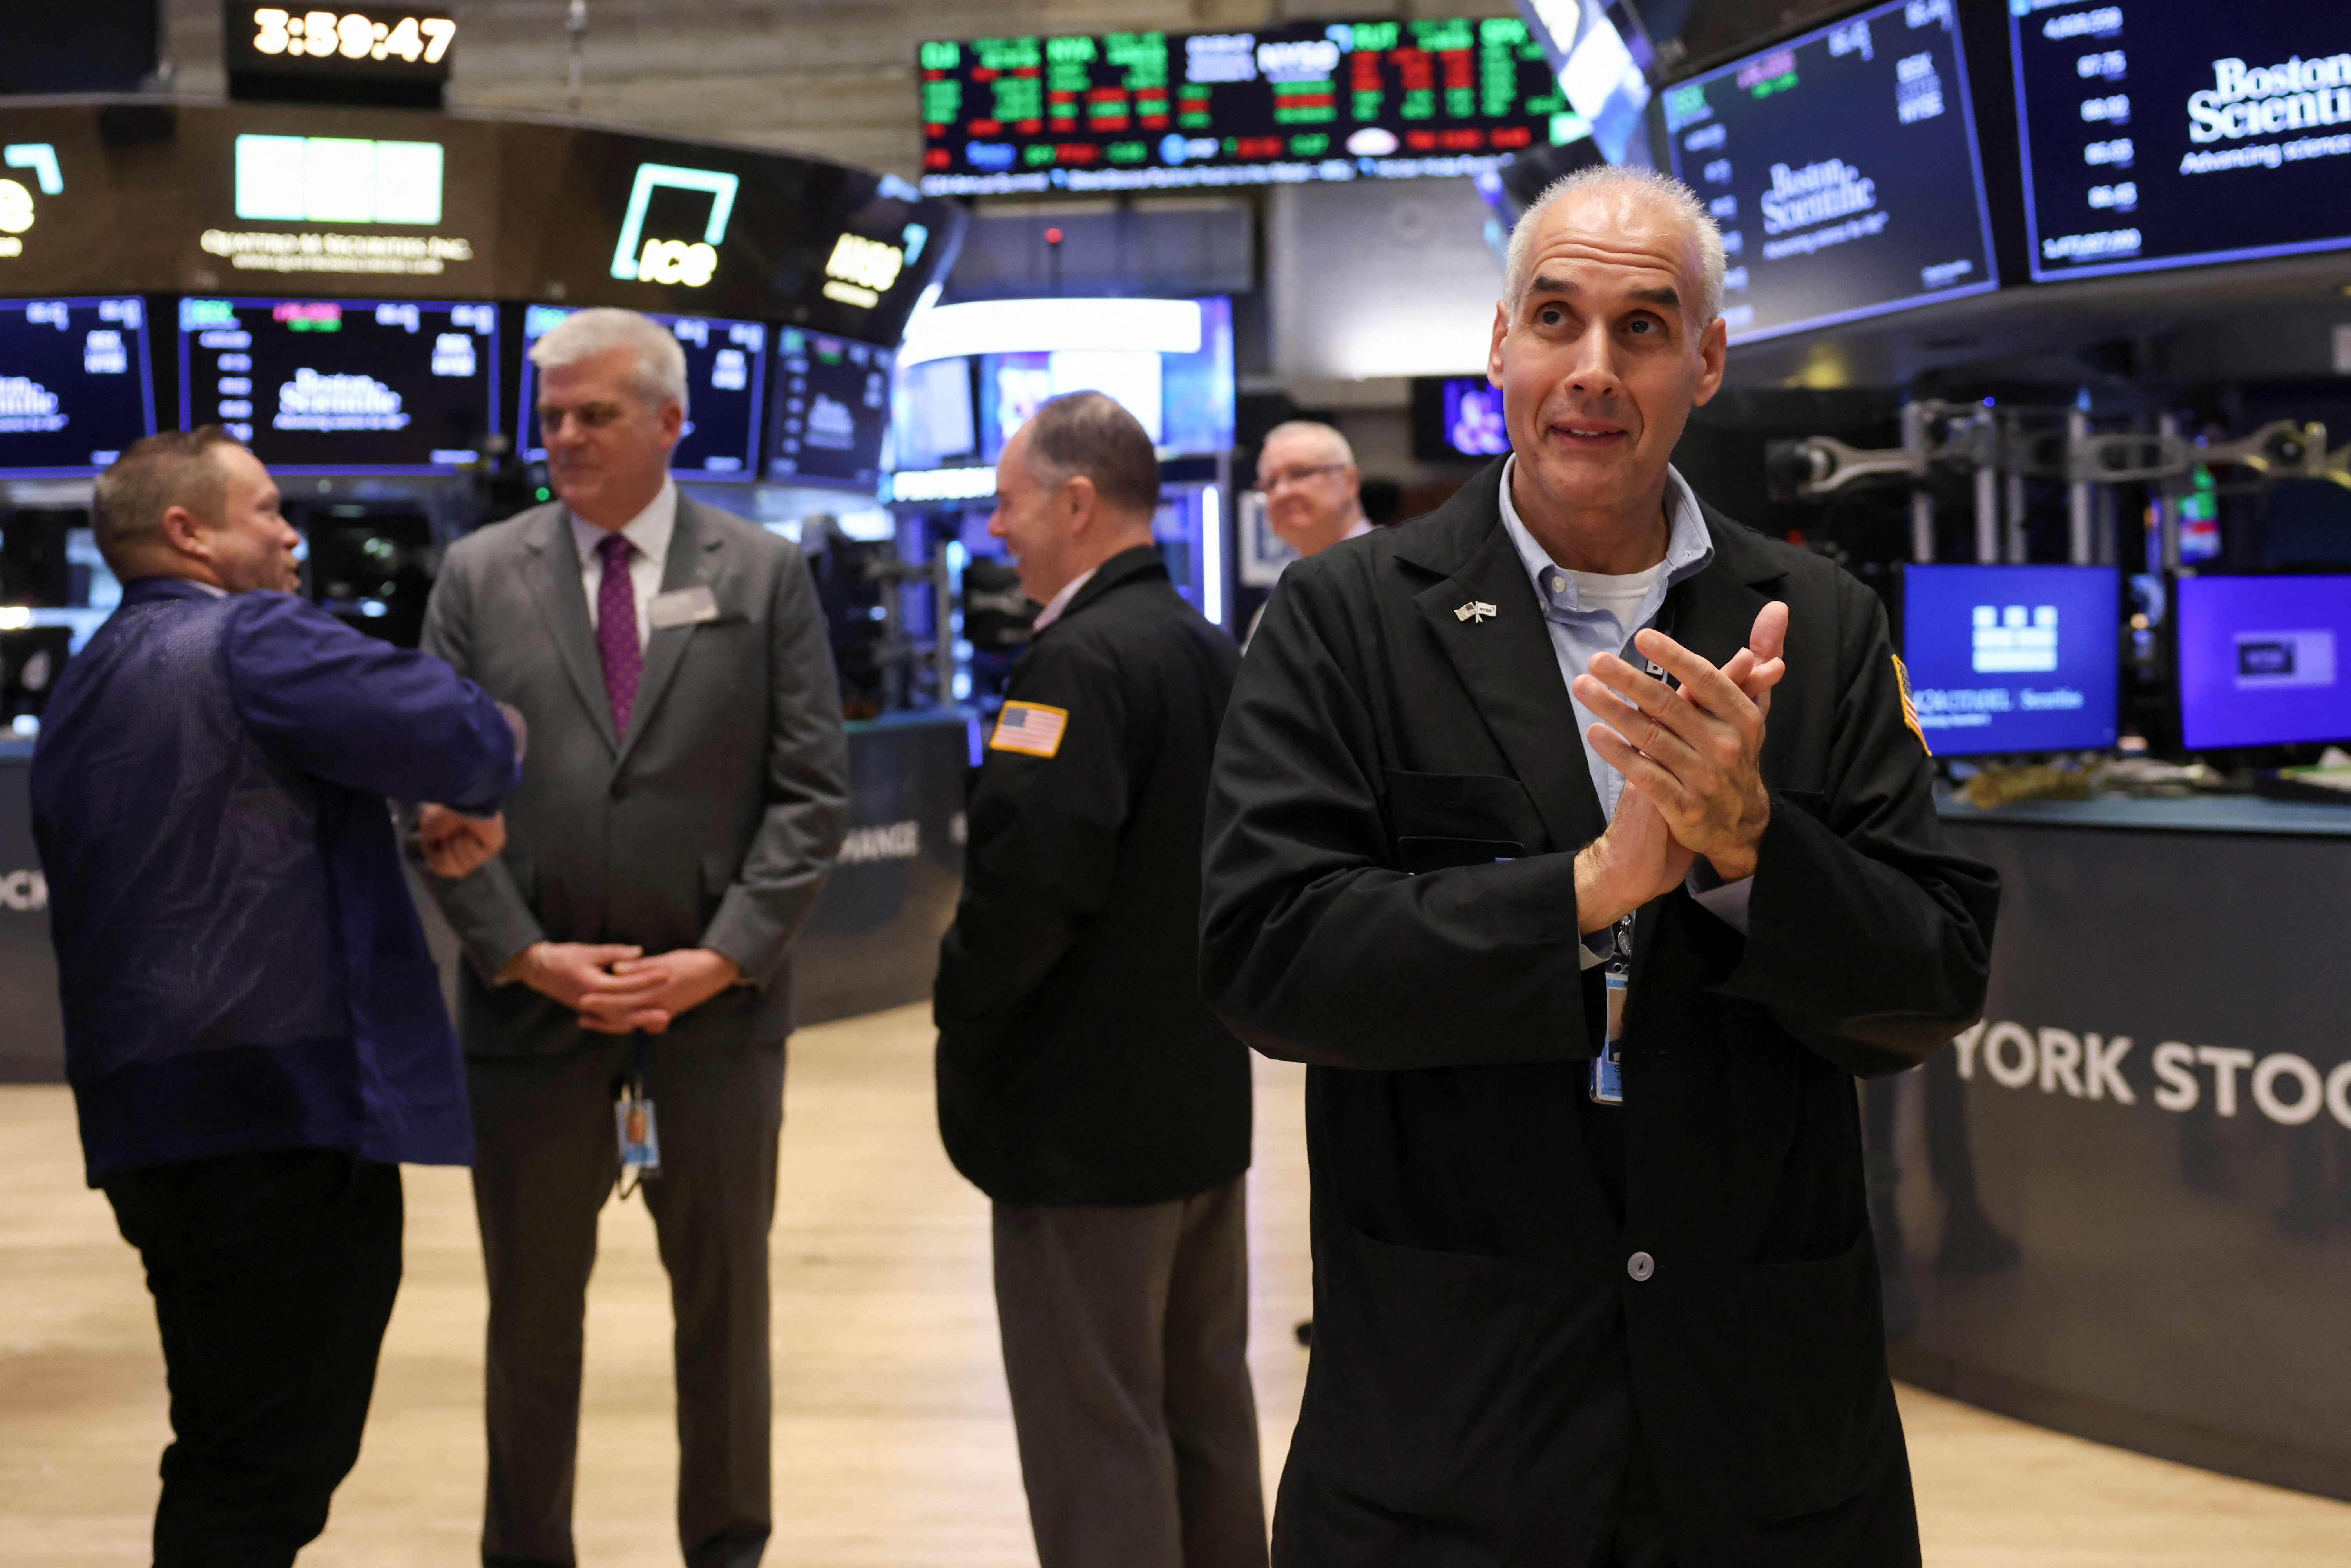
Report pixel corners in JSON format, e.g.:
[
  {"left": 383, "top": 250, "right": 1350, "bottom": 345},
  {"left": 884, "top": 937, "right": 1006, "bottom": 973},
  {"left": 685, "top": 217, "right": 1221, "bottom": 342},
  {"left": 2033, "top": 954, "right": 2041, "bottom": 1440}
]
[
  {"left": 2012, "top": 1, "right": 2351, "bottom": 280},
  {"left": 770, "top": 330, "right": 890, "bottom": 491},
  {"left": 177, "top": 296, "right": 498, "bottom": 474},
  {"left": 518, "top": 306, "right": 767, "bottom": 480},
  {"left": 1900, "top": 564, "right": 2120, "bottom": 756},
  {"left": 1661, "top": 0, "right": 1998, "bottom": 341},
  {"left": 2176, "top": 575, "right": 2351, "bottom": 750},
  {"left": 0, "top": 297, "right": 156, "bottom": 478},
  {"left": 918, "top": 16, "right": 1581, "bottom": 195}
]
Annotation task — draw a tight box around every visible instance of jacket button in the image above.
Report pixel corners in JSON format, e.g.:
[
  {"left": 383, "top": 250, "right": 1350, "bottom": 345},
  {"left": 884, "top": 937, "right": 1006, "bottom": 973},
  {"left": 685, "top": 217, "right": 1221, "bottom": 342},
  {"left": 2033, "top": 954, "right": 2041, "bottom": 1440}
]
[
  {"left": 609, "top": 778, "right": 628, "bottom": 801},
  {"left": 1627, "top": 1251, "right": 1655, "bottom": 1282}
]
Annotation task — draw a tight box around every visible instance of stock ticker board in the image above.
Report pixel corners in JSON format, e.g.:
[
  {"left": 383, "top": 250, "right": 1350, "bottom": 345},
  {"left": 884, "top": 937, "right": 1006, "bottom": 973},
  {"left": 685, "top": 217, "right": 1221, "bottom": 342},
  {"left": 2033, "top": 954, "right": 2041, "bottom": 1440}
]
[{"left": 916, "top": 17, "right": 1586, "bottom": 194}]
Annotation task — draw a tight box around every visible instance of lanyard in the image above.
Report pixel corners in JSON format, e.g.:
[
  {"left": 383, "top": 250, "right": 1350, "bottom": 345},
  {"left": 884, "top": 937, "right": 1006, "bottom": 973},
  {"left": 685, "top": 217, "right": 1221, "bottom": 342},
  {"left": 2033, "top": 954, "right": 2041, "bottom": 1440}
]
[{"left": 1590, "top": 913, "right": 1634, "bottom": 1106}]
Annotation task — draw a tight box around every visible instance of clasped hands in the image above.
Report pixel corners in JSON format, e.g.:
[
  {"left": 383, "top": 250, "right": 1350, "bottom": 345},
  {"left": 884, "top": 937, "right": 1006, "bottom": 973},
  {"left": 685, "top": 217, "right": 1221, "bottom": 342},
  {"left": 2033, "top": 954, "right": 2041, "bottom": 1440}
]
[
  {"left": 499, "top": 942, "right": 741, "bottom": 1034},
  {"left": 1570, "top": 601, "right": 1790, "bottom": 935}
]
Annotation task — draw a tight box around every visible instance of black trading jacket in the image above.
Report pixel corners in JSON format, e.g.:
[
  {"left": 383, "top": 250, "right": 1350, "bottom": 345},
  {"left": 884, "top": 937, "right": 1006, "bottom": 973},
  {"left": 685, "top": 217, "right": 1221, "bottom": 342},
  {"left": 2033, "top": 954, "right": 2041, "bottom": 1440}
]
[
  {"left": 936, "top": 545, "right": 1250, "bottom": 1207},
  {"left": 1200, "top": 462, "right": 1998, "bottom": 1568}
]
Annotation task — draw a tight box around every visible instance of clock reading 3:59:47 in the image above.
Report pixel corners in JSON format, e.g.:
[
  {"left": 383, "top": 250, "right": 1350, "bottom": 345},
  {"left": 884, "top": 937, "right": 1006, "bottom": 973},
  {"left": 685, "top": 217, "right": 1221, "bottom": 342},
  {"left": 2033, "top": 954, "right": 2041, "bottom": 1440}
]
[{"left": 249, "top": 8, "right": 455, "bottom": 65}]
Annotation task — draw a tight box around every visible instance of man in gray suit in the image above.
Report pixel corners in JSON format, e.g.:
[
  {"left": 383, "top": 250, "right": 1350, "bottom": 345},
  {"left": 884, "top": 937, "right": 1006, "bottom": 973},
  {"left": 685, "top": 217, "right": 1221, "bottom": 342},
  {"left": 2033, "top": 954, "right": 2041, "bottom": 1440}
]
[{"left": 420, "top": 308, "right": 848, "bottom": 1568}]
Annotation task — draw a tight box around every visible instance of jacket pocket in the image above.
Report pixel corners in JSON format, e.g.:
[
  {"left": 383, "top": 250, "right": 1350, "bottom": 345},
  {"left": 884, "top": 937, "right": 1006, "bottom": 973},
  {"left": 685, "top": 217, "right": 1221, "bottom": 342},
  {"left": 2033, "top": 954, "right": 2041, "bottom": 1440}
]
[
  {"left": 1396, "top": 835, "right": 1525, "bottom": 874},
  {"left": 1384, "top": 769, "right": 1547, "bottom": 852},
  {"left": 1298, "top": 1223, "right": 1531, "bottom": 1528},
  {"left": 1728, "top": 1226, "right": 1896, "bottom": 1519}
]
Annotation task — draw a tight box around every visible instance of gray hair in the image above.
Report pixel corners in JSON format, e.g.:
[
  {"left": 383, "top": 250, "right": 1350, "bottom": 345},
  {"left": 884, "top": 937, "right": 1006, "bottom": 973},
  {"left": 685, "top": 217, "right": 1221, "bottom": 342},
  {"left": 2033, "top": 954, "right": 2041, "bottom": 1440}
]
[
  {"left": 1503, "top": 166, "right": 1726, "bottom": 326},
  {"left": 1260, "top": 420, "right": 1357, "bottom": 469},
  {"left": 1022, "top": 392, "right": 1161, "bottom": 518},
  {"left": 92, "top": 426, "right": 243, "bottom": 575},
  {"left": 529, "top": 307, "right": 690, "bottom": 417}
]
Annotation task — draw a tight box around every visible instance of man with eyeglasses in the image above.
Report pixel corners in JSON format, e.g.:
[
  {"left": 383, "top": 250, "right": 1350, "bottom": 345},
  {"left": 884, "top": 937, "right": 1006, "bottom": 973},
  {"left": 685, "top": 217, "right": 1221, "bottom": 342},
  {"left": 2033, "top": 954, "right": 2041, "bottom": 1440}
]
[
  {"left": 1248, "top": 422, "right": 1373, "bottom": 648},
  {"left": 418, "top": 307, "right": 848, "bottom": 1568}
]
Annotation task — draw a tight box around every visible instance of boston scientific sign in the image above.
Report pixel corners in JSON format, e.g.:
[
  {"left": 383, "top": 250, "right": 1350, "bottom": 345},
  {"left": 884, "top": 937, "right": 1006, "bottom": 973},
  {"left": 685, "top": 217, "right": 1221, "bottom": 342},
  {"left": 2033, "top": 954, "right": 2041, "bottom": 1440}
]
[{"left": 0, "top": 101, "right": 963, "bottom": 343}]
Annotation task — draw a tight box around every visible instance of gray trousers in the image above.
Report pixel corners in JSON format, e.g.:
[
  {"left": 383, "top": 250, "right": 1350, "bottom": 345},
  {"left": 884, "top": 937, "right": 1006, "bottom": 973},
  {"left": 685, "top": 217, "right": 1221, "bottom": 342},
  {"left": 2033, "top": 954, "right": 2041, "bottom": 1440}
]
[
  {"left": 469, "top": 1036, "right": 786, "bottom": 1568},
  {"left": 993, "top": 1175, "right": 1269, "bottom": 1568}
]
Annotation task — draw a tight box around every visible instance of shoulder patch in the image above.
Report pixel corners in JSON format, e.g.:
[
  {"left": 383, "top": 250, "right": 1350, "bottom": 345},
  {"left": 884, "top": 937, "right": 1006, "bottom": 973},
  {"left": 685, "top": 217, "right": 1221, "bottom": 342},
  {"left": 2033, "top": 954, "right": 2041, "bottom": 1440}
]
[
  {"left": 989, "top": 700, "right": 1070, "bottom": 758},
  {"left": 1891, "top": 654, "right": 1931, "bottom": 757}
]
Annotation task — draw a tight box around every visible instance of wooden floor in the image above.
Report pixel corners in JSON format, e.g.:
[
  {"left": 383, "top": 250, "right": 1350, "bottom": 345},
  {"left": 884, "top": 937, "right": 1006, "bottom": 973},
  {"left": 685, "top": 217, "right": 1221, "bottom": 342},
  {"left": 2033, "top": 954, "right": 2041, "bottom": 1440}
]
[{"left": 3, "top": 1003, "right": 2346, "bottom": 1566}]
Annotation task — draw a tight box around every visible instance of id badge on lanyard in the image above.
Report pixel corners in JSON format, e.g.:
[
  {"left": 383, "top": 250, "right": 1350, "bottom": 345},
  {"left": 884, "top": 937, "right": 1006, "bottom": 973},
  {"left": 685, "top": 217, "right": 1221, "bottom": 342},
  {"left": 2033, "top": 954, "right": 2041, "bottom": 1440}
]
[
  {"left": 1590, "top": 913, "right": 1633, "bottom": 1106},
  {"left": 616, "top": 1032, "right": 661, "bottom": 1197}
]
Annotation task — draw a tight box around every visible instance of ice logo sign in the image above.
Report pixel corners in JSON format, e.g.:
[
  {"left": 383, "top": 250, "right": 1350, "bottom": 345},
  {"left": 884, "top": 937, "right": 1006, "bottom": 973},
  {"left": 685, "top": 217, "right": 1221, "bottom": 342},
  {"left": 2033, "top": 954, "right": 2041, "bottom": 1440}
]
[
  {"left": 609, "top": 163, "right": 738, "bottom": 288},
  {"left": 2235, "top": 630, "right": 2337, "bottom": 690},
  {"left": 1971, "top": 604, "right": 2059, "bottom": 673}
]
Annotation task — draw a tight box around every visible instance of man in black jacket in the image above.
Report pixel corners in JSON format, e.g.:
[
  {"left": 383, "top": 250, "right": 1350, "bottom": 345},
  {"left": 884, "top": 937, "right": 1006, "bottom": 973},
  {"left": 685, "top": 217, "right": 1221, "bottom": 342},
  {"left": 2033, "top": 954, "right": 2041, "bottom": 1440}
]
[
  {"left": 1199, "top": 168, "right": 1998, "bottom": 1566},
  {"left": 935, "top": 391, "right": 1263, "bottom": 1568}
]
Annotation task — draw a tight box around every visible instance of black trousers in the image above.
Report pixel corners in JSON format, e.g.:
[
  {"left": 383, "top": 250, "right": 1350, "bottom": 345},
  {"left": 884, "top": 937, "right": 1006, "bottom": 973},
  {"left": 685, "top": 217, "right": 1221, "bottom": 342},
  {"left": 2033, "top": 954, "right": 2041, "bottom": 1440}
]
[
  {"left": 992, "top": 1175, "right": 1268, "bottom": 1568},
  {"left": 103, "top": 1149, "right": 404, "bottom": 1568},
  {"left": 468, "top": 1037, "right": 786, "bottom": 1568}
]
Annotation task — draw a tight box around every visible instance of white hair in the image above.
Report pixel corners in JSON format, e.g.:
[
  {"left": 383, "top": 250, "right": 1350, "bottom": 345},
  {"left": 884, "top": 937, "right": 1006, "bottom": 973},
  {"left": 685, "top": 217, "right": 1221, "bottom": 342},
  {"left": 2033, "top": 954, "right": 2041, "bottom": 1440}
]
[
  {"left": 529, "top": 307, "right": 690, "bottom": 416},
  {"left": 1502, "top": 165, "right": 1726, "bottom": 326},
  {"left": 1260, "top": 420, "right": 1356, "bottom": 468}
]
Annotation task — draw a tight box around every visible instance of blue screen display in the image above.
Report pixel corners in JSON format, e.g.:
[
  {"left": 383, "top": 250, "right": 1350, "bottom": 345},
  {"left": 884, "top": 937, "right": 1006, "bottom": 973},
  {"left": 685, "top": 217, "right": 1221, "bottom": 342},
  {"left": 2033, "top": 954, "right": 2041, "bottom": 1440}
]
[
  {"left": 0, "top": 297, "right": 156, "bottom": 478},
  {"left": 1660, "top": 0, "right": 1999, "bottom": 342},
  {"left": 2175, "top": 575, "right": 2351, "bottom": 750},
  {"left": 2012, "top": 2, "right": 2351, "bottom": 282},
  {"left": 1900, "top": 564, "right": 2120, "bottom": 755},
  {"left": 1441, "top": 378, "right": 1509, "bottom": 457}
]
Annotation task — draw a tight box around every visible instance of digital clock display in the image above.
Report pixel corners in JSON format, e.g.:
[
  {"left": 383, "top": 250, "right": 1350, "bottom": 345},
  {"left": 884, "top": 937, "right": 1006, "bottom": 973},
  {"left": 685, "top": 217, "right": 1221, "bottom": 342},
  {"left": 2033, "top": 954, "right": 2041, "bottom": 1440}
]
[
  {"left": 247, "top": 9, "right": 454, "bottom": 65},
  {"left": 918, "top": 16, "right": 1584, "bottom": 194},
  {"left": 0, "top": 297, "right": 156, "bottom": 479},
  {"left": 226, "top": 4, "right": 456, "bottom": 105},
  {"left": 177, "top": 295, "right": 498, "bottom": 474}
]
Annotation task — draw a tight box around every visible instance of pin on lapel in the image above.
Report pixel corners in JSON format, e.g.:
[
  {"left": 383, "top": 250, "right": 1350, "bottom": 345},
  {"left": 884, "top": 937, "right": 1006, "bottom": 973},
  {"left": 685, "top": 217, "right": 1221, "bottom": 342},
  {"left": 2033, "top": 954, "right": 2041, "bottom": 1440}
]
[{"left": 1455, "top": 601, "right": 1500, "bottom": 624}]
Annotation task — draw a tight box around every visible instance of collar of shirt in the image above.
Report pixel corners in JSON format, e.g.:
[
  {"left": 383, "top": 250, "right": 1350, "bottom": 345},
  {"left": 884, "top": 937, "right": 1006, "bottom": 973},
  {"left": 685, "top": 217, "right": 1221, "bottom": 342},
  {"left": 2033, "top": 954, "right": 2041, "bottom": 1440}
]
[
  {"left": 567, "top": 476, "right": 678, "bottom": 574},
  {"left": 1030, "top": 563, "right": 1101, "bottom": 632},
  {"left": 1496, "top": 456, "right": 1713, "bottom": 636}
]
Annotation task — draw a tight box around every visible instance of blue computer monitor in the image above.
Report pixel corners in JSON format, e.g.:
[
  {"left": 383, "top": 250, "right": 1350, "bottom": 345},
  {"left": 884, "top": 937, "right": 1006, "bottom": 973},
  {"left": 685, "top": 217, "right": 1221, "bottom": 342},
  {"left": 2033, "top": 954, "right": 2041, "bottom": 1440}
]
[
  {"left": 1900, "top": 564, "right": 2121, "bottom": 756},
  {"left": 2175, "top": 574, "right": 2351, "bottom": 751},
  {"left": 0, "top": 297, "right": 157, "bottom": 478}
]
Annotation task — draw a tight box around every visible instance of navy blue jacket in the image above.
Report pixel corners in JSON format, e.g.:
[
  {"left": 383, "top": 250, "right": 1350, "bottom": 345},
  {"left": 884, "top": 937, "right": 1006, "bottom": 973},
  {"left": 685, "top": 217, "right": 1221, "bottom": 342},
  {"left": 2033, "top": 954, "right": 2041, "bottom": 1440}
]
[{"left": 32, "top": 577, "right": 520, "bottom": 1183}]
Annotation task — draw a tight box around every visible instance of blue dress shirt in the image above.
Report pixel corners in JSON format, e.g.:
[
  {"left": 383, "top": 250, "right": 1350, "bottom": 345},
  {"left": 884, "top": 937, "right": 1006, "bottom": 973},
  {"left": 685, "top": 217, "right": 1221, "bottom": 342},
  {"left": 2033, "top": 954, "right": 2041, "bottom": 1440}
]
[
  {"left": 32, "top": 577, "right": 520, "bottom": 1182},
  {"left": 1492, "top": 458, "right": 1755, "bottom": 957}
]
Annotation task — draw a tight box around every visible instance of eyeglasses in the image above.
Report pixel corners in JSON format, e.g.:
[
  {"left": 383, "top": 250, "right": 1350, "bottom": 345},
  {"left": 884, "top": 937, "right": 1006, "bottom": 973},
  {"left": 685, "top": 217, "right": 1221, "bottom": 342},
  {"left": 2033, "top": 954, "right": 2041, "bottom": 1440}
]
[{"left": 1257, "top": 461, "right": 1349, "bottom": 493}]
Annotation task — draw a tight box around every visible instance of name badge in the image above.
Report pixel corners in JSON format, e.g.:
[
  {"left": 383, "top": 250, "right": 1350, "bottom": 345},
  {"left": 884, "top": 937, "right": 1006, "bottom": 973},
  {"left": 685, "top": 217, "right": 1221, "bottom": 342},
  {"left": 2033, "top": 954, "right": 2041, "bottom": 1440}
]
[{"left": 648, "top": 585, "right": 720, "bottom": 629}]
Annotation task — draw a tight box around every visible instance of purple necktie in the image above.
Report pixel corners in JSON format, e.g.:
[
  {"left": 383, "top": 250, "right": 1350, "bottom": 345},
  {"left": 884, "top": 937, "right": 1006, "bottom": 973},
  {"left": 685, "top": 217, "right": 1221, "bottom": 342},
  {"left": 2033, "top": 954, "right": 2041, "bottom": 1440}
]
[{"left": 594, "top": 531, "right": 641, "bottom": 736}]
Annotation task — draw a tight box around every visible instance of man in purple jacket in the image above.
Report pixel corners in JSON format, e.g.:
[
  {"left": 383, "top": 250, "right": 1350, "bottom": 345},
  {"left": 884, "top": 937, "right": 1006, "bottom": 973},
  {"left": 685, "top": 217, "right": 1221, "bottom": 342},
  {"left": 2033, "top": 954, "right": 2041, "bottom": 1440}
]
[{"left": 31, "top": 426, "right": 521, "bottom": 1568}]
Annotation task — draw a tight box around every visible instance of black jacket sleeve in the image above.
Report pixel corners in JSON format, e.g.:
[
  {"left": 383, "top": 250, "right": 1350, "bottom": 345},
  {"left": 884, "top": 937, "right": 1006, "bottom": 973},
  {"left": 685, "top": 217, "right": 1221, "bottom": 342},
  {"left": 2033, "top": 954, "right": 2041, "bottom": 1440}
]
[
  {"left": 934, "top": 632, "right": 1140, "bottom": 1050},
  {"left": 1198, "top": 563, "right": 1593, "bottom": 1072},
  {"left": 1719, "top": 582, "right": 1999, "bottom": 1077}
]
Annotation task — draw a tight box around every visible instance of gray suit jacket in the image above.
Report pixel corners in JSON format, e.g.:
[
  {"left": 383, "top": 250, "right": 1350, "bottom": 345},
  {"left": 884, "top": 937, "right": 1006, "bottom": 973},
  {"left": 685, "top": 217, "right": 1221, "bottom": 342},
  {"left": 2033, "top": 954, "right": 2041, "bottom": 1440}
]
[{"left": 420, "top": 496, "right": 848, "bottom": 1055}]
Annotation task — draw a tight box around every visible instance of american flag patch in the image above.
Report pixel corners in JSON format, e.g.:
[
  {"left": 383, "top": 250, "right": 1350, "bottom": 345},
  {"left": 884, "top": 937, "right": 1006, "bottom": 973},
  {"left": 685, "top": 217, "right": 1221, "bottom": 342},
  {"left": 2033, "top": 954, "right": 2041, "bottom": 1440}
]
[
  {"left": 989, "top": 700, "right": 1070, "bottom": 758},
  {"left": 1891, "top": 654, "right": 1931, "bottom": 757}
]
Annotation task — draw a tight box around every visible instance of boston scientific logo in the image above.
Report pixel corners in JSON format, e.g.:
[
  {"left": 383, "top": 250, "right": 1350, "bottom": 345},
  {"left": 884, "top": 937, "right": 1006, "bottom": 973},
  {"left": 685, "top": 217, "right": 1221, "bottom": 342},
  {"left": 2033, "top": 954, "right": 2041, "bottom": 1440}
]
[
  {"left": 2187, "top": 51, "right": 2351, "bottom": 143},
  {"left": 1758, "top": 158, "right": 1890, "bottom": 261}
]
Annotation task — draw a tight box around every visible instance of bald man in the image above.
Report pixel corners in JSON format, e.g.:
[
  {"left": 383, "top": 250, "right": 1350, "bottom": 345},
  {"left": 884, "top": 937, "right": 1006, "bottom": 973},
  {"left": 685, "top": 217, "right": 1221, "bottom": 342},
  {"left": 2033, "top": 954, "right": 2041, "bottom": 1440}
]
[
  {"left": 1246, "top": 422, "right": 1372, "bottom": 648},
  {"left": 1202, "top": 167, "right": 1997, "bottom": 1566}
]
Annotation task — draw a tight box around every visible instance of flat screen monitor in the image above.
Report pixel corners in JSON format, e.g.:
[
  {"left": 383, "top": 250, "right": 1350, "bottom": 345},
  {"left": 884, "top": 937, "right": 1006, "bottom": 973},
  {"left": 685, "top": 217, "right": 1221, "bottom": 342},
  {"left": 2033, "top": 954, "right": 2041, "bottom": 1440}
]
[
  {"left": 1660, "top": 0, "right": 1999, "bottom": 341},
  {"left": 918, "top": 18, "right": 1575, "bottom": 196},
  {"left": 177, "top": 297, "right": 498, "bottom": 474},
  {"left": 2011, "top": 2, "right": 2351, "bottom": 281},
  {"left": 1411, "top": 375, "right": 1510, "bottom": 460},
  {"left": 2175, "top": 574, "right": 2351, "bottom": 750},
  {"left": 970, "top": 297, "right": 1236, "bottom": 462},
  {"left": 770, "top": 330, "right": 891, "bottom": 491},
  {"left": 1900, "top": 564, "right": 2121, "bottom": 755},
  {"left": 0, "top": 297, "right": 156, "bottom": 478},
  {"left": 518, "top": 306, "right": 768, "bottom": 480}
]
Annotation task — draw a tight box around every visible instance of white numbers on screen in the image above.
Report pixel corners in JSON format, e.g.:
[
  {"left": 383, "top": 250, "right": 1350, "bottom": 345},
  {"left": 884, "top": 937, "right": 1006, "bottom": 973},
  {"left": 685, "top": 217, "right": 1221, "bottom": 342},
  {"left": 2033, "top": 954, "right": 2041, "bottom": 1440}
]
[{"left": 250, "top": 9, "right": 456, "bottom": 65}]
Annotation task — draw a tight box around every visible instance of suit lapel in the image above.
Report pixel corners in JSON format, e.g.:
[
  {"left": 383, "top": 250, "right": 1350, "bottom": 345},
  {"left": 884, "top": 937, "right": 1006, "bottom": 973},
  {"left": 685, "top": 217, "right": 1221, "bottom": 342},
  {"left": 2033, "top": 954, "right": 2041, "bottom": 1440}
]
[
  {"left": 522, "top": 507, "right": 621, "bottom": 754},
  {"left": 1408, "top": 498, "right": 1609, "bottom": 856},
  {"left": 616, "top": 499, "right": 726, "bottom": 766}
]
